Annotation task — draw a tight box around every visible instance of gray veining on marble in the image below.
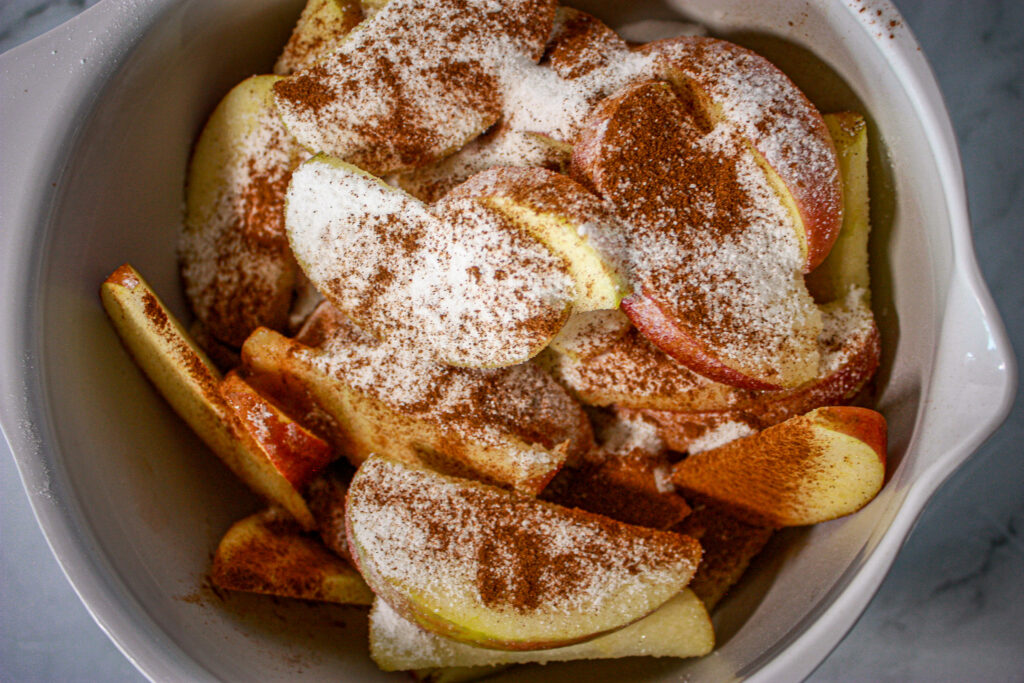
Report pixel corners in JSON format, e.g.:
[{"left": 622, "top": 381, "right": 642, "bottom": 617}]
[{"left": 2, "top": 0, "right": 1023, "bottom": 681}]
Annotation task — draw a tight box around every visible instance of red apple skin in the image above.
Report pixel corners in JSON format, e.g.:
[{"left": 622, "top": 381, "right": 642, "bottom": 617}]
[
  {"left": 621, "top": 292, "right": 783, "bottom": 391},
  {"left": 219, "top": 371, "right": 333, "bottom": 489}
]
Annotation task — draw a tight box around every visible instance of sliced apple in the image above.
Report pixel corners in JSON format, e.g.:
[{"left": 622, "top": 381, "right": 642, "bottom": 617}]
[
  {"left": 673, "top": 496, "right": 774, "bottom": 610},
  {"left": 219, "top": 370, "right": 333, "bottom": 489},
  {"left": 286, "top": 155, "right": 575, "bottom": 368},
  {"left": 273, "top": 0, "right": 557, "bottom": 174},
  {"left": 273, "top": 0, "right": 364, "bottom": 76},
  {"left": 241, "top": 319, "right": 592, "bottom": 494},
  {"left": 181, "top": 74, "right": 307, "bottom": 347},
  {"left": 807, "top": 112, "right": 872, "bottom": 303},
  {"left": 671, "top": 406, "right": 886, "bottom": 527},
  {"left": 101, "top": 264, "right": 315, "bottom": 529},
  {"left": 572, "top": 80, "right": 822, "bottom": 390},
  {"left": 369, "top": 589, "right": 713, "bottom": 670},
  {"left": 211, "top": 508, "right": 373, "bottom": 605},
  {"left": 443, "top": 167, "right": 631, "bottom": 311},
  {"left": 643, "top": 36, "right": 843, "bottom": 272},
  {"left": 346, "top": 455, "right": 702, "bottom": 650}
]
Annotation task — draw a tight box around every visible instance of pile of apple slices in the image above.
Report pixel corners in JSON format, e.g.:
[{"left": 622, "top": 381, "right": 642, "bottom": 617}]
[
  {"left": 101, "top": 259, "right": 886, "bottom": 678},
  {"left": 99, "top": 0, "right": 895, "bottom": 678}
]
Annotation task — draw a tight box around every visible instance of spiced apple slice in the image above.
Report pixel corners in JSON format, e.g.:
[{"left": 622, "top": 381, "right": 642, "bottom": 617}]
[
  {"left": 346, "top": 455, "right": 702, "bottom": 650},
  {"left": 573, "top": 80, "right": 822, "bottom": 390},
  {"left": 272, "top": 0, "right": 557, "bottom": 175},
  {"left": 643, "top": 36, "right": 843, "bottom": 272},
  {"left": 369, "top": 589, "right": 713, "bottom": 670},
  {"left": 181, "top": 75, "right": 307, "bottom": 347},
  {"left": 286, "top": 156, "right": 576, "bottom": 368},
  {"left": 671, "top": 406, "right": 887, "bottom": 527},
  {"left": 273, "top": 0, "right": 364, "bottom": 75}
]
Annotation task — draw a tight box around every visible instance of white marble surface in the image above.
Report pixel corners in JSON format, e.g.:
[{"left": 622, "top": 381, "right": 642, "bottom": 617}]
[{"left": 1, "top": 0, "right": 1022, "bottom": 681}]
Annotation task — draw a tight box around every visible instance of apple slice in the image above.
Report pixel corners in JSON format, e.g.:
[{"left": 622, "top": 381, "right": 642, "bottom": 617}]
[
  {"left": 671, "top": 406, "right": 886, "bottom": 527},
  {"left": 273, "top": 0, "right": 363, "bottom": 75},
  {"left": 369, "top": 589, "right": 713, "bottom": 670},
  {"left": 286, "top": 155, "right": 575, "bottom": 368},
  {"left": 211, "top": 508, "right": 373, "bottom": 605},
  {"left": 101, "top": 264, "right": 315, "bottom": 529},
  {"left": 345, "top": 455, "right": 702, "bottom": 650},
  {"left": 241, "top": 320, "right": 592, "bottom": 494},
  {"left": 673, "top": 496, "right": 774, "bottom": 610},
  {"left": 273, "top": 0, "right": 557, "bottom": 174},
  {"left": 807, "top": 112, "right": 872, "bottom": 303},
  {"left": 635, "top": 291, "right": 881, "bottom": 453},
  {"left": 643, "top": 36, "right": 843, "bottom": 272},
  {"left": 219, "top": 370, "right": 333, "bottom": 489},
  {"left": 180, "top": 74, "right": 307, "bottom": 347},
  {"left": 443, "top": 167, "right": 631, "bottom": 311},
  {"left": 572, "top": 80, "right": 822, "bottom": 390}
]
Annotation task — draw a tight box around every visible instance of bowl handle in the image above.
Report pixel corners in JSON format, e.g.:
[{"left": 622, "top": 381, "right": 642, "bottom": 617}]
[{"left": 910, "top": 269, "right": 1016, "bottom": 480}]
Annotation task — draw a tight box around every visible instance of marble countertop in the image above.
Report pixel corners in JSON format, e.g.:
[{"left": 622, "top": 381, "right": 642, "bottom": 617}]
[{"left": 2, "top": 1, "right": 1022, "bottom": 681}]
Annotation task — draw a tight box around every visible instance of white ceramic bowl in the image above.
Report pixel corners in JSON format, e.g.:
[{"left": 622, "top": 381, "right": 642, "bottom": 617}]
[{"left": 0, "top": 0, "right": 1015, "bottom": 680}]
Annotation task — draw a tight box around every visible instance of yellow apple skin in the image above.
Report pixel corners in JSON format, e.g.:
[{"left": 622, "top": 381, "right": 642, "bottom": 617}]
[
  {"left": 211, "top": 508, "right": 373, "bottom": 605},
  {"left": 671, "top": 406, "right": 886, "bottom": 527},
  {"left": 100, "top": 264, "right": 315, "bottom": 529}
]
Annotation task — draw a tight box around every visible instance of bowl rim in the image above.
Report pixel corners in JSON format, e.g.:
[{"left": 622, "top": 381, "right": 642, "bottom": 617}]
[{"left": 0, "top": 0, "right": 1016, "bottom": 681}]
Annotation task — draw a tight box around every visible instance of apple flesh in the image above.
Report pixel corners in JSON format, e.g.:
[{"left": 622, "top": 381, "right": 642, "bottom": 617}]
[
  {"left": 346, "top": 455, "right": 702, "bottom": 650},
  {"left": 211, "top": 508, "right": 373, "bottom": 605},
  {"left": 369, "top": 589, "right": 713, "bottom": 670},
  {"left": 273, "top": 0, "right": 363, "bottom": 76},
  {"left": 642, "top": 36, "right": 843, "bottom": 272},
  {"left": 100, "top": 264, "right": 315, "bottom": 529},
  {"left": 806, "top": 112, "right": 872, "bottom": 303},
  {"left": 273, "top": 0, "right": 557, "bottom": 174},
  {"left": 671, "top": 406, "right": 886, "bottom": 527}
]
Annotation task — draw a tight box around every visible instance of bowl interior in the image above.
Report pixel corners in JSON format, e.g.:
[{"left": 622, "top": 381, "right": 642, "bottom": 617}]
[{"left": 29, "top": 0, "right": 949, "bottom": 679}]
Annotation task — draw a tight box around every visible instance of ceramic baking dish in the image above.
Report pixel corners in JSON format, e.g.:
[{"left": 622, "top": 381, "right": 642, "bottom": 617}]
[{"left": 0, "top": 0, "right": 1015, "bottom": 680}]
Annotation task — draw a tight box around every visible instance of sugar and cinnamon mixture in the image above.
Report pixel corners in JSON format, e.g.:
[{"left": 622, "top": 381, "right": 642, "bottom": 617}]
[
  {"left": 349, "top": 457, "right": 699, "bottom": 615},
  {"left": 180, "top": 78, "right": 305, "bottom": 347}
]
